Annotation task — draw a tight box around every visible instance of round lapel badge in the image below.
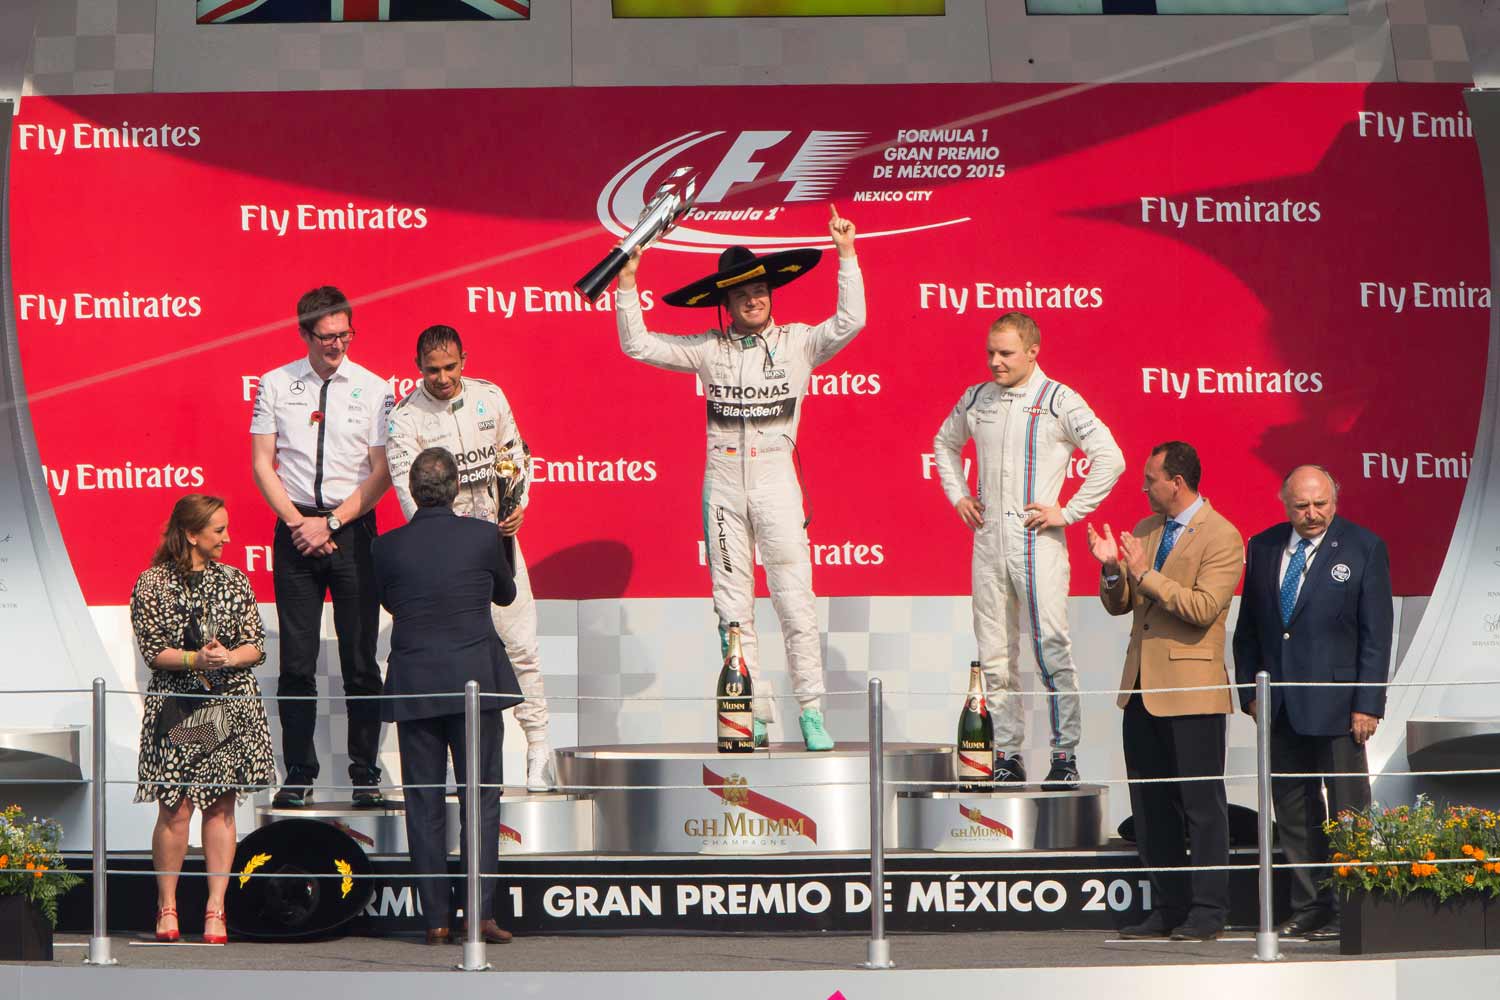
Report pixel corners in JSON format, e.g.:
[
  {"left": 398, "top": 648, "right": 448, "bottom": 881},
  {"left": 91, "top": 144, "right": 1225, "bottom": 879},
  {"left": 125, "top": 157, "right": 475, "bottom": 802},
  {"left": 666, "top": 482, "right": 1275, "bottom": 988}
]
[{"left": 1330, "top": 563, "right": 1352, "bottom": 583}]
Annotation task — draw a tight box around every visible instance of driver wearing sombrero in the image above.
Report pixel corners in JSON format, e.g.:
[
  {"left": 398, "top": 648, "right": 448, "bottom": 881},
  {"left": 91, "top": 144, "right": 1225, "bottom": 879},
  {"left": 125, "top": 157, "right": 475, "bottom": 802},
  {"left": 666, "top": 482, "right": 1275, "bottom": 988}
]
[{"left": 614, "top": 206, "right": 861, "bottom": 751}]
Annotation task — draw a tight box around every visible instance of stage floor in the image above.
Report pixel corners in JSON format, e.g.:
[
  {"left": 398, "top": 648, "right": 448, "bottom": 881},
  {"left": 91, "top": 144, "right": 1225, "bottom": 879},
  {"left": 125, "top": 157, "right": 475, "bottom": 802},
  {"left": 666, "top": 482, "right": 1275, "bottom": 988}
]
[{"left": 41, "top": 930, "right": 1480, "bottom": 972}]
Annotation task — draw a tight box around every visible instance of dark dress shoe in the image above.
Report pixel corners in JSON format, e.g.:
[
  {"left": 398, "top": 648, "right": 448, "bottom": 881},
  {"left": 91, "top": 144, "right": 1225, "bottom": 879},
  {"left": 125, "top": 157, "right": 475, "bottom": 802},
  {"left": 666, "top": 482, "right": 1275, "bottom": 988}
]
[
  {"left": 461, "top": 918, "right": 513, "bottom": 944},
  {"left": 1169, "top": 918, "right": 1225, "bottom": 941},
  {"left": 425, "top": 927, "right": 450, "bottom": 945},
  {"left": 1278, "top": 909, "right": 1334, "bottom": 938},
  {"left": 1117, "top": 909, "right": 1184, "bottom": 939},
  {"left": 1304, "top": 919, "right": 1342, "bottom": 942}
]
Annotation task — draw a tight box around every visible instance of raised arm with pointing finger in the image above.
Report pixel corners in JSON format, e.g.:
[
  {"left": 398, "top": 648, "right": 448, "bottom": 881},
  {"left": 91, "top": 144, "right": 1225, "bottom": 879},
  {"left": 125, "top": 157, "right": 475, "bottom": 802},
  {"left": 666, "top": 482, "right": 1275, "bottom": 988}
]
[{"left": 611, "top": 206, "right": 864, "bottom": 751}]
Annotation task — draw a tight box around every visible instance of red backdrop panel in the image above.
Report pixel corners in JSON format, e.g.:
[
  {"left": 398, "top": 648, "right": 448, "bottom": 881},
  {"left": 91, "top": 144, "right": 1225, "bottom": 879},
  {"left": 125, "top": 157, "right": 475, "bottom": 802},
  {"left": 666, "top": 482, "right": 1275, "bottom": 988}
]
[{"left": 7, "top": 83, "right": 1487, "bottom": 602}]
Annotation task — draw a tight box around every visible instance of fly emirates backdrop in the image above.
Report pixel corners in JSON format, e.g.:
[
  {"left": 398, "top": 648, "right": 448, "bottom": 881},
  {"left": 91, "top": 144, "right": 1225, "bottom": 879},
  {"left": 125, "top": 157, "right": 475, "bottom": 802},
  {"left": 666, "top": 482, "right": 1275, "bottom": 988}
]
[{"left": 7, "top": 84, "right": 1487, "bottom": 605}]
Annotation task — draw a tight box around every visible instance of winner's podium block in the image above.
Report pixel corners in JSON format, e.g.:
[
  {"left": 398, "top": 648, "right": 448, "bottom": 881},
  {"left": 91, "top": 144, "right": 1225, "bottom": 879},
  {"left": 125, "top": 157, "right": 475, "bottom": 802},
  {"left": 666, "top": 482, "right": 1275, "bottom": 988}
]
[{"left": 558, "top": 743, "right": 951, "bottom": 853}]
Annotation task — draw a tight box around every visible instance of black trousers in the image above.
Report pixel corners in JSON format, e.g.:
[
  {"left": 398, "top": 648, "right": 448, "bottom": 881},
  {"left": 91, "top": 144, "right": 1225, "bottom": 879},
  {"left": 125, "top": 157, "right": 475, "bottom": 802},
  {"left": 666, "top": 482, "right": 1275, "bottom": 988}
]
[
  {"left": 272, "top": 510, "right": 383, "bottom": 782},
  {"left": 397, "top": 711, "right": 504, "bottom": 931},
  {"left": 1270, "top": 710, "right": 1371, "bottom": 917},
  {"left": 1122, "top": 694, "right": 1230, "bottom": 923}
]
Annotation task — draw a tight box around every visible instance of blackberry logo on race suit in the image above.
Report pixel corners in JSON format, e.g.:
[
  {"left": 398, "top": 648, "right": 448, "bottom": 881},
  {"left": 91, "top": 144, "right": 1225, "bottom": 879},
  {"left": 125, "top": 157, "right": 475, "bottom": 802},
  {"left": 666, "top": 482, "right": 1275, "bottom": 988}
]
[
  {"left": 453, "top": 444, "right": 497, "bottom": 486},
  {"left": 709, "top": 397, "right": 797, "bottom": 426},
  {"left": 597, "top": 130, "right": 969, "bottom": 253}
]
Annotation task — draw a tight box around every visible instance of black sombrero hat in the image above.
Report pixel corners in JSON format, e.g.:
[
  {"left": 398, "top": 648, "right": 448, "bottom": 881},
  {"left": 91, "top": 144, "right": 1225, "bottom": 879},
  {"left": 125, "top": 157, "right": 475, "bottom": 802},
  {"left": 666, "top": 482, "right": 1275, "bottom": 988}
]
[
  {"left": 227, "top": 819, "right": 374, "bottom": 941},
  {"left": 662, "top": 245, "right": 823, "bottom": 308}
]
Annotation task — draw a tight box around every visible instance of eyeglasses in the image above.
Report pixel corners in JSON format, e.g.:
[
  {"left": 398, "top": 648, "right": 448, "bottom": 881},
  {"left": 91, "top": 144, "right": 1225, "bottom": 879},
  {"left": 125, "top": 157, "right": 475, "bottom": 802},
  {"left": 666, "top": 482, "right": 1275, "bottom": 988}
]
[{"left": 309, "top": 328, "right": 356, "bottom": 344}]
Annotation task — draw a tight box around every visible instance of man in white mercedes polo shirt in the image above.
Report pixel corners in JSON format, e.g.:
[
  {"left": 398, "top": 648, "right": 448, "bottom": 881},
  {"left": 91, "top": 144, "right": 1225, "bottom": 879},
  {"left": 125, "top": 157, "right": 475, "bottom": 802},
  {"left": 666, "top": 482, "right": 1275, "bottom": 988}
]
[{"left": 250, "top": 285, "right": 394, "bottom": 809}]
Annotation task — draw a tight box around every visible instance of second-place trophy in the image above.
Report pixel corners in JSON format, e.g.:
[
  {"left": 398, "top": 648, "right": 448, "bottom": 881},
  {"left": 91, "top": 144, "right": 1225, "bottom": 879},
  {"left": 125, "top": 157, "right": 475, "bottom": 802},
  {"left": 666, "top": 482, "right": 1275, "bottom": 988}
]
[
  {"left": 574, "top": 165, "right": 699, "bottom": 301},
  {"left": 493, "top": 437, "right": 531, "bottom": 522}
]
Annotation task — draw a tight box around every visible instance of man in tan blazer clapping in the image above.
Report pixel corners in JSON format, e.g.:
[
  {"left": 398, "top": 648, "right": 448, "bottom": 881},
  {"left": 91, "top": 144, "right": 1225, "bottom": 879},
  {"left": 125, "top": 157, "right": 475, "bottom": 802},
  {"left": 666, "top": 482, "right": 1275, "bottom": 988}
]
[{"left": 1087, "top": 441, "right": 1244, "bottom": 942}]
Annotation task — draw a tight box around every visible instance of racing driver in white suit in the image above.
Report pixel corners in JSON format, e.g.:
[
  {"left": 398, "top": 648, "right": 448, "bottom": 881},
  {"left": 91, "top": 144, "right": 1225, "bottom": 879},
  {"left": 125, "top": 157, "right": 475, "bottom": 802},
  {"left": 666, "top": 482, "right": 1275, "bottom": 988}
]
[
  {"left": 614, "top": 206, "right": 862, "bottom": 751},
  {"left": 384, "top": 324, "right": 556, "bottom": 790},
  {"left": 934, "top": 311, "right": 1124, "bottom": 788}
]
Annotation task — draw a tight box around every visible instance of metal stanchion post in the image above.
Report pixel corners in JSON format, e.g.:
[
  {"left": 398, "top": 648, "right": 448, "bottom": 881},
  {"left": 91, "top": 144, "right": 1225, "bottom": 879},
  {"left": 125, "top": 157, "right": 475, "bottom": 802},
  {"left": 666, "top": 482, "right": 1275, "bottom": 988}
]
[
  {"left": 85, "top": 678, "right": 116, "bottom": 966},
  {"left": 1254, "top": 670, "right": 1281, "bottom": 962},
  {"left": 458, "top": 681, "right": 490, "bottom": 972},
  {"left": 860, "top": 677, "right": 894, "bottom": 970}
]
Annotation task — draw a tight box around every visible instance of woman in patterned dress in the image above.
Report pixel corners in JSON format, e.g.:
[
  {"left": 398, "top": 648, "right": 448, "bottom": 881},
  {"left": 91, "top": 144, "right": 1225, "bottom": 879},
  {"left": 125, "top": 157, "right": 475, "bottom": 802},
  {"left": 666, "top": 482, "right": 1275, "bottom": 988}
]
[{"left": 132, "top": 495, "right": 277, "bottom": 944}]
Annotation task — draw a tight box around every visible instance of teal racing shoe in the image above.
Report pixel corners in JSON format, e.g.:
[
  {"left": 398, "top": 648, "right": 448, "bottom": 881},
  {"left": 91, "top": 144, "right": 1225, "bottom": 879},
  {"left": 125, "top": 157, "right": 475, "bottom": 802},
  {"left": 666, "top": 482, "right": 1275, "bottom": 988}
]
[{"left": 799, "top": 708, "right": 835, "bottom": 752}]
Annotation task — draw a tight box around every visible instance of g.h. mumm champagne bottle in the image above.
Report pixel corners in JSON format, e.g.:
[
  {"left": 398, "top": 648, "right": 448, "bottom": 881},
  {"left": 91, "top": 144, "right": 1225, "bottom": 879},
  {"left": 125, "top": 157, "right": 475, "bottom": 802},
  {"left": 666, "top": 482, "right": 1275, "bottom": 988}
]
[
  {"left": 716, "top": 622, "right": 755, "bottom": 753},
  {"left": 956, "top": 662, "right": 994, "bottom": 789}
]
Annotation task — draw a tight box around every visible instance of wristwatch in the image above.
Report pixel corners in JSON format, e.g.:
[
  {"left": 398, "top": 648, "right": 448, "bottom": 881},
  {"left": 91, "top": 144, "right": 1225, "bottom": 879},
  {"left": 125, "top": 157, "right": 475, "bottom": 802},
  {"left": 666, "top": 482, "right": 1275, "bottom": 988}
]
[{"left": 326, "top": 514, "right": 342, "bottom": 532}]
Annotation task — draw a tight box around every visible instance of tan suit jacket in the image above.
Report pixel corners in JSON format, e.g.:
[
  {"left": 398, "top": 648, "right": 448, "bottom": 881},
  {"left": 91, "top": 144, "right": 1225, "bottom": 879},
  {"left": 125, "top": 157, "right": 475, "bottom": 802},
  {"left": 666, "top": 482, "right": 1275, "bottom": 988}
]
[{"left": 1100, "top": 498, "right": 1244, "bottom": 717}]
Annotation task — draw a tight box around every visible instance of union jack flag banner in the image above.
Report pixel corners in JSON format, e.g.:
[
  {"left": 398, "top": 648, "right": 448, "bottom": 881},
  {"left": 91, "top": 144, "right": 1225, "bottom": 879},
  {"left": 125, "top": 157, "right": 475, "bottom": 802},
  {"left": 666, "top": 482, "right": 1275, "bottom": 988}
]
[{"left": 197, "top": 0, "right": 529, "bottom": 22}]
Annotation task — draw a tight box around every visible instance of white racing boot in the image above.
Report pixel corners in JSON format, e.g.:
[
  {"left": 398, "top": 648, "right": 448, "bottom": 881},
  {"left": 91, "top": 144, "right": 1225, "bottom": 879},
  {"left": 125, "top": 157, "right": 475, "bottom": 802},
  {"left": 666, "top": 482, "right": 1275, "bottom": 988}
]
[{"left": 526, "top": 742, "right": 558, "bottom": 792}]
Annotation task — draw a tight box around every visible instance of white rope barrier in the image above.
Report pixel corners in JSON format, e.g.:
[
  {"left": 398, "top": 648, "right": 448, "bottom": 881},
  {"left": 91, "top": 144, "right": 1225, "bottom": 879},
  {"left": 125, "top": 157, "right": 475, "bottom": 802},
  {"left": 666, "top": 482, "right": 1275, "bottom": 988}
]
[{"left": 69, "top": 673, "right": 1500, "bottom": 705}]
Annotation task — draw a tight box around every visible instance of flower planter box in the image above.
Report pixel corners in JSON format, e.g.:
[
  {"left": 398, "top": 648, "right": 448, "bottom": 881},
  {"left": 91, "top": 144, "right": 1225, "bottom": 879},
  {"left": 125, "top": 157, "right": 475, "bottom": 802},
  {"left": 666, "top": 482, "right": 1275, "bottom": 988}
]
[
  {"left": 0, "top": 896, "right": 53, "bottom": 962},
  {"left": 1341, "top": 890, "right": 1486, "bottom": 956}
]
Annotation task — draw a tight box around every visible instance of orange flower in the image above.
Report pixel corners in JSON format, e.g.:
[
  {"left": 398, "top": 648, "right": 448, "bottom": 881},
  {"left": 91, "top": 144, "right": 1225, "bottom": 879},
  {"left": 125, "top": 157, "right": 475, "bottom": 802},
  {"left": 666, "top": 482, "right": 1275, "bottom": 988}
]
[
  {"left": 1425, "top": 851, "right": 1437, "bottom": 861},
  {"left": 23, "top": 862, "right": 34, "bottom": 871},
  {"left": 1466, "top": 874, "right": 1477, "bottom": 885},
  {"left": 1462, "top": 844, "right": 1476, "bottom": 856},
  {"left": 1366, "top": 866, "right": 1379, "bottom": 874},
  {"left": 1476, "top": 849, "right": 1488, "bottom": 861},
  {"left": 1336, "top": 866, "right": 1351, "bottom": 878},
  {"left": 0, "top": 855, "right": 8, "bottom": 867}
]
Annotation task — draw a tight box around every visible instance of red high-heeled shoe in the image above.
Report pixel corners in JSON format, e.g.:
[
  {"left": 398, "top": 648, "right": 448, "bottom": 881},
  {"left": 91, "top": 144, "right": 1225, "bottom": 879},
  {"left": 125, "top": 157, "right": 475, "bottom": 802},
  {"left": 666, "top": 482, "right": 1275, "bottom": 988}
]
[
  {"left": 154, "top": 905, "right": 180, "bottom": 942},
  {"left": 203, "top": 908, "right": 227, "bottom": 945}
]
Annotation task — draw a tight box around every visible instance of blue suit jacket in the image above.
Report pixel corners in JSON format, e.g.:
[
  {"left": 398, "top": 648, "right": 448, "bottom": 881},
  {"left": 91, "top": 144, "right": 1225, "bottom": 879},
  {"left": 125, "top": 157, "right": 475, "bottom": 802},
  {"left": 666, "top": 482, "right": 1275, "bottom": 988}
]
[
  {"left": 372, "top": 505, "right": 521, "bottom": 723},
  {"left": 1232, "top": 516, "right": 1393, "bottom": 736}
]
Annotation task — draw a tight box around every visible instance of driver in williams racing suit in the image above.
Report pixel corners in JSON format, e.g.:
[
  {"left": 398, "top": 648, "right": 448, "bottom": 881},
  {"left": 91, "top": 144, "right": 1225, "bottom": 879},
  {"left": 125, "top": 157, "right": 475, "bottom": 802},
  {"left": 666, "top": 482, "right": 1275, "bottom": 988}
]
[
  {"left": 933, "top": 311, "right": 1125, "bottom": 789},
  {"left": 383, "top": 325, "right": 557, "bottom": 790},
  {"left": 614, "top": 206, "right": 862, "bottom": 751}
]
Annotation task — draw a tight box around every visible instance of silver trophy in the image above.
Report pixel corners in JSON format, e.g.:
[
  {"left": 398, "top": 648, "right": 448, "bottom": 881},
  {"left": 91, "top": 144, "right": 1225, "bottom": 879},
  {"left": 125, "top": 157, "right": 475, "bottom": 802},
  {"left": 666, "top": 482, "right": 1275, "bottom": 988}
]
[
  {"left": 575, "top": 166, "right": 699, "bottom": 301},
  {"left": 494, "top": 438, "right": 531, "bottom": 523}
]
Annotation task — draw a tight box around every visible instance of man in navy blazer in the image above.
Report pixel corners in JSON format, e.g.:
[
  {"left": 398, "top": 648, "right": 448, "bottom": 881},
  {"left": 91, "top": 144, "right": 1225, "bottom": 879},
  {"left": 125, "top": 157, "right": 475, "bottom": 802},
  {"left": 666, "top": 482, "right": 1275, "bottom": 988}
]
[
  {"left": 372, "top": 446, "right": 521, "bottom": 945},
  {"left": 1233, "top": 464, "right": 1392, "bottom": 942}
]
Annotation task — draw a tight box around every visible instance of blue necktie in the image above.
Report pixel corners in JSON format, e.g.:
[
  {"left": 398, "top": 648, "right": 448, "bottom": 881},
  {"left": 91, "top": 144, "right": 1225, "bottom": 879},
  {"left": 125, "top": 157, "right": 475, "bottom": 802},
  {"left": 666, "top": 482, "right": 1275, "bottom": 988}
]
[
  {"left": 1279, "top": 538, "right": 1311, "bottom": 626},
  {"left": 1153, "top": 520, "right": 1181, "bottom": 571}
]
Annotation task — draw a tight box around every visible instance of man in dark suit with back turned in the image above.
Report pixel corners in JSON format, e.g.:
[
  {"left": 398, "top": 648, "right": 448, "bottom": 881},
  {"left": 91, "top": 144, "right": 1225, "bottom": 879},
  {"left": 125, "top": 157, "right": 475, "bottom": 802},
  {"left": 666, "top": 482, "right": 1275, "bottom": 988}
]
[
  {"left": 372, "top": 446, "right": 521, "bottom": 946},
  {"left": 1233, "top": 464, "right": 1392, "bottom": 942}
]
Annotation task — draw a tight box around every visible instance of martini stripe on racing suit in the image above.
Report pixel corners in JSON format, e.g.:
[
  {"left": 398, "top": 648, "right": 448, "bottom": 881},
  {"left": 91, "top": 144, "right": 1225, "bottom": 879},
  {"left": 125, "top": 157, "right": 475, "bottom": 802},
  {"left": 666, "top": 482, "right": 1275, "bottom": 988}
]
[
  {"left": 384, "top": 377, "right": 549, "bottom": 741},
  {"left": 933, "top": 368, "right": 1124, "bottom": 751},
  {"left": 615, "top": 256, "right": 865, "bottom": 723}
]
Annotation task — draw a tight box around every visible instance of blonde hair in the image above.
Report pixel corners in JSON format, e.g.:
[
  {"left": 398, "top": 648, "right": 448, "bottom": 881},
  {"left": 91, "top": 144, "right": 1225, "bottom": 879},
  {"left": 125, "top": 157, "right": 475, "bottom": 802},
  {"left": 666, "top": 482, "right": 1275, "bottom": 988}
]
[{"left": 991, "top": 312, "right": 1040, "bottom": 348}]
